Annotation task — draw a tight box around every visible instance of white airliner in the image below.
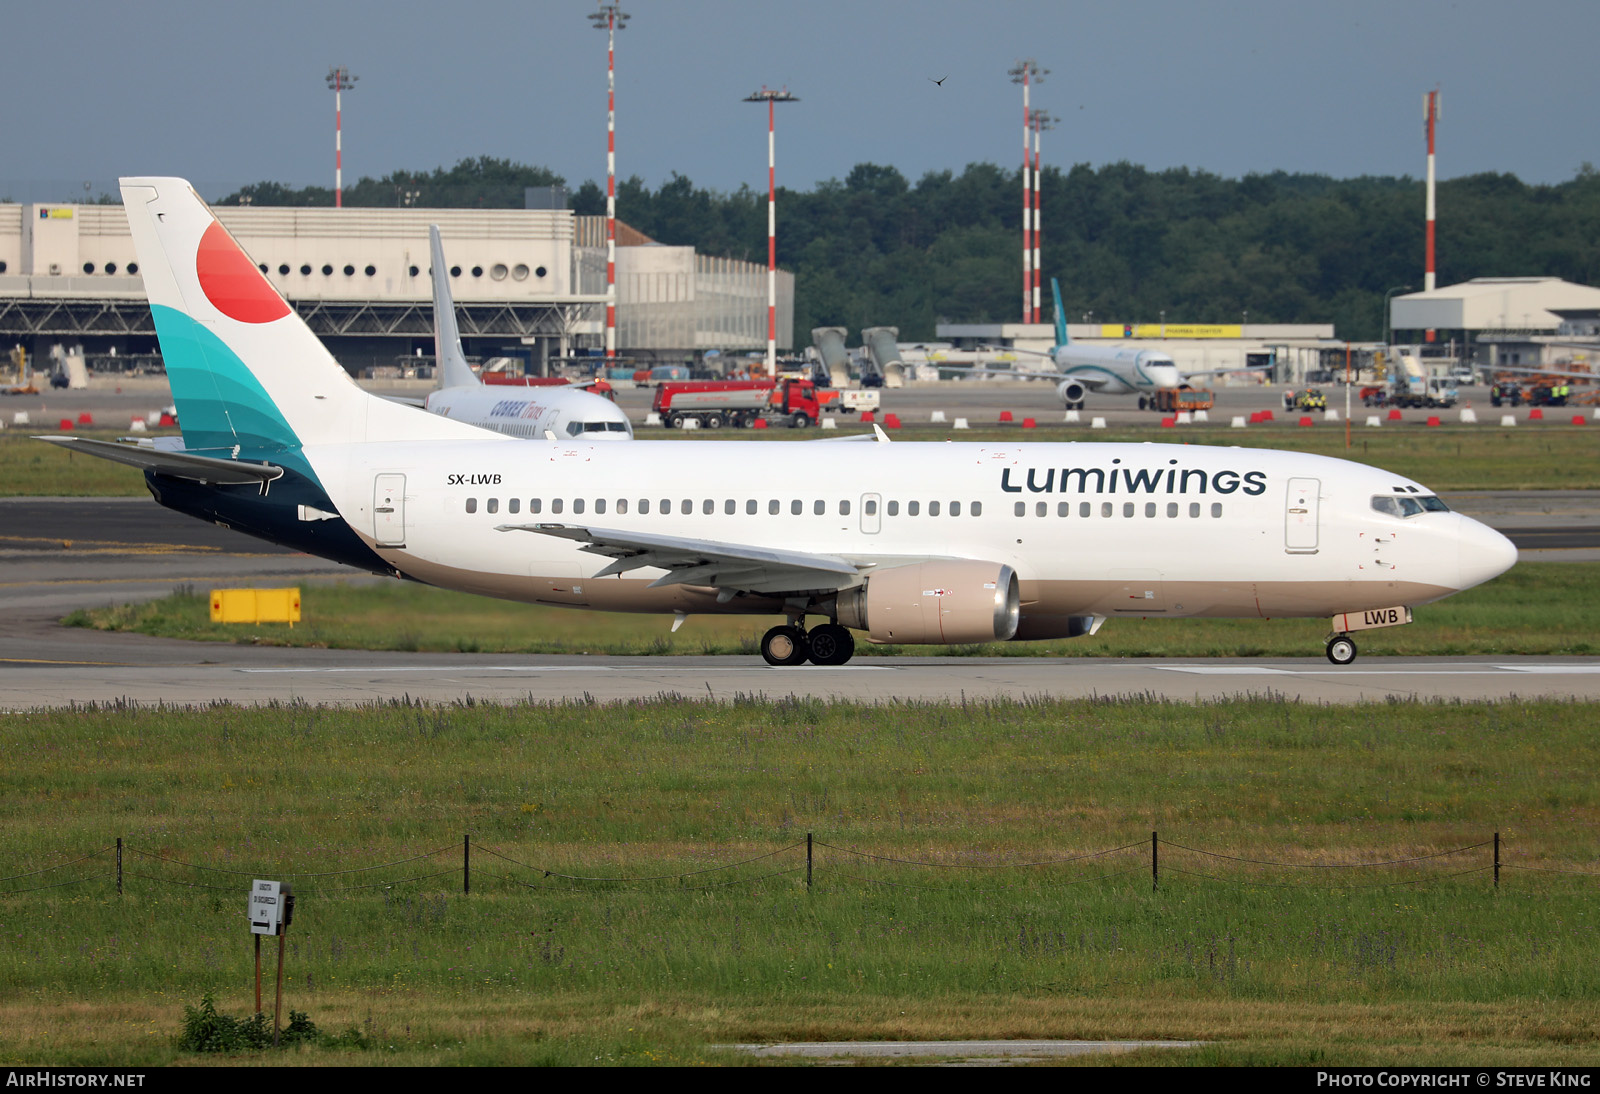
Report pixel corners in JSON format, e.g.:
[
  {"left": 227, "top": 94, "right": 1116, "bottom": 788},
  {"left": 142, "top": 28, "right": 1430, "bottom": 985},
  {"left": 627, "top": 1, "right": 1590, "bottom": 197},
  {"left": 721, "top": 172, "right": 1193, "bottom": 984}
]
[
  {"left": 420, "top": 226, "right": 632, "bottom": 440},
  {"left": 973, "top": 280, "right": 1262, "bottom": 409},
  {"left": 40, "top": 178, "right": 1517, "bottom": 668}
]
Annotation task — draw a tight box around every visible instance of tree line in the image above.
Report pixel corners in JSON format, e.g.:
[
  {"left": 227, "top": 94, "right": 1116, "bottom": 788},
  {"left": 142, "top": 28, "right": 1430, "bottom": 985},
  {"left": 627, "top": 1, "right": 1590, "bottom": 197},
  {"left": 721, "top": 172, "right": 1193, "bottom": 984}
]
[{"left": 221, "top": 157, "right": 1600, "bottom": 343}]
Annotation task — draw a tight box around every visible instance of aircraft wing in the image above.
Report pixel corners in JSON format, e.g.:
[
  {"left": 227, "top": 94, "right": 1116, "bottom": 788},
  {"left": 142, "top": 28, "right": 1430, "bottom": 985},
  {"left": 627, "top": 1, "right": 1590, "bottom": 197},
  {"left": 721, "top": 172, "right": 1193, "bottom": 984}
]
[
  {"left": 34, "top": 436, "right": 284, "bottom": 485},
  {"left": 1181, "top": 362, "right": 1274, "bottom": 380},
  {"left": 496, "top": 522, "right": 862, "bottom": 595},
  {"left": 810, "top": 424, "right": 891, "bottom": 443},
  {"left": 938, "top": 364, "right": 1065, "bottom": 382}
]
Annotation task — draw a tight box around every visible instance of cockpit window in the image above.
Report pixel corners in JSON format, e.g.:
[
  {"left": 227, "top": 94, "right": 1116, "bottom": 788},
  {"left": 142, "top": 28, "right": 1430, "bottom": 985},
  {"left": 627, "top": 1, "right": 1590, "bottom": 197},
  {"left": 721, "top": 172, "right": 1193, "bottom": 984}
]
[
  {"left": 572, "top": 421, "right": 629, "bottom": 434},
  {"left": 1371, "top": 494, "right": 1449, "bottom": 518}
]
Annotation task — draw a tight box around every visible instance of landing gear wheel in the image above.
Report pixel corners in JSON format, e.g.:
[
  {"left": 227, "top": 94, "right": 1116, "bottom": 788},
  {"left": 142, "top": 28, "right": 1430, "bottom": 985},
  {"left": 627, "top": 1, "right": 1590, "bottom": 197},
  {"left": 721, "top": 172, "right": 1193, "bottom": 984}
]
[
  {"left": 761, "top": 625, "right": 811, "bottom": 667},
  {"left": 1326, "top": 635, "right": 1357, "bottom": 666},
  {"left": 806, "top": 623, "right": 855, "bottom": 666},
  {"left": 1138, "top": 396, "right": 1148, "bottom": 410}
]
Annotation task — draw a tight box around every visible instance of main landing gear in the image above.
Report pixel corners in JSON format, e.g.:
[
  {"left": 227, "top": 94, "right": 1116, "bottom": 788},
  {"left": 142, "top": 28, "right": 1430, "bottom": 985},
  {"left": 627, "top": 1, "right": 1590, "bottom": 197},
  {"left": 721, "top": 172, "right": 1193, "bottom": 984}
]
[
  {"left": 760, "top": 621, "right": 856, "bottom": 666},
  {"left": 1325, "top": 633, "right": 1358, "bottom": 666}
]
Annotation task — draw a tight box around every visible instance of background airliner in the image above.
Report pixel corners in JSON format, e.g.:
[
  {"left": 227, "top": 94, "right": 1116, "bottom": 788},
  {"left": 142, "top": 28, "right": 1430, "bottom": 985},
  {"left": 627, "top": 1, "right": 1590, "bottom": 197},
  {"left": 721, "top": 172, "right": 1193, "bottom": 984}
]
[
  {"left": 419, "top": 226, "right": 632, "bottom": 440},
  {"left": 974, "top": 280, "right": 1265, "bottom": 409},
  {"left": 40, "top": 178, "right": 1517, "bottom": 668}
]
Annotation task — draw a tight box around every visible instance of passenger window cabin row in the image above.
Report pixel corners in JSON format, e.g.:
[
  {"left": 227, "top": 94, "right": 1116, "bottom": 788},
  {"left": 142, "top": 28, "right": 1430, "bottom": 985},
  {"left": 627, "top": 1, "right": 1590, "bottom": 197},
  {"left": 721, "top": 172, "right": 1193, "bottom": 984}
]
[
  {"left": 460, "top": 496, "right": 1224, "bottom": 519},
  {"left": 463, "top": 497, "right": 984, "bottom": 516},
  {"left": 1013, "top": 500, "right": 1226, "bottom": 518}
]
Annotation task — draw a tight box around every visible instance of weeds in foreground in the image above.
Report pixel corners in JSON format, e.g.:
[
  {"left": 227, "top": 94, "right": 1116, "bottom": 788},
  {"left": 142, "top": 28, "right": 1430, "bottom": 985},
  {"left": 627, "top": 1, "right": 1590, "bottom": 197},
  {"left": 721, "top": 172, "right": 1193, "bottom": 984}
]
[{"left": 178, "top": 992, "right": 372, "bottom": 1053}]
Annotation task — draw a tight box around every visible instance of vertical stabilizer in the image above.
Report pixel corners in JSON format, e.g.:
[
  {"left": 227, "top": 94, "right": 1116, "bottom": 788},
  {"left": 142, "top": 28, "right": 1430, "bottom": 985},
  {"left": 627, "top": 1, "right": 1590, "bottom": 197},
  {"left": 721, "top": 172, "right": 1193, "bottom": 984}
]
[
  {"left": 429, "top": 226, "right": 480, "bottom": 390},
  {"left": 1052, "top": 278, "right": 1069, "bottom": 347},
  {"left": 119, "top": 177, "right": 498, "bottom": 453}
]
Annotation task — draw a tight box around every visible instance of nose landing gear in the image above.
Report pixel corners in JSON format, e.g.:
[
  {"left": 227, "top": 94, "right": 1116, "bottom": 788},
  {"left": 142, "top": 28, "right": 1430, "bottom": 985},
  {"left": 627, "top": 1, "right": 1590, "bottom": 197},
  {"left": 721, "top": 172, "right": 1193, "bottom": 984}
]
[{"left": 1325, "top": 633, "right": 1358, "bottom": 666}]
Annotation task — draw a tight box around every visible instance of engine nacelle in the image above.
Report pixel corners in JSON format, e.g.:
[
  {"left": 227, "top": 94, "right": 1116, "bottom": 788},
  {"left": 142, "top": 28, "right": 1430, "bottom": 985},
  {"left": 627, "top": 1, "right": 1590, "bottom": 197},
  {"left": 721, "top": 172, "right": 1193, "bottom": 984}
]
[
  {"left": 1056, "top": 379, "right": 1086, "bottom": 406},
  {"left": 836, "top": 561, "right": 1020, "bottom": 645}
]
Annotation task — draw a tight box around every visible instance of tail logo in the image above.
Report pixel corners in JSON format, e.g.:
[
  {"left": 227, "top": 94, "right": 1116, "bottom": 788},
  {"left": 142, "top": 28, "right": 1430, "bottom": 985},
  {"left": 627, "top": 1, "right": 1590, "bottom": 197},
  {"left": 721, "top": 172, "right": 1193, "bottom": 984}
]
[{"left": 196, "top": 221, "right": 291, "bottom": 324}]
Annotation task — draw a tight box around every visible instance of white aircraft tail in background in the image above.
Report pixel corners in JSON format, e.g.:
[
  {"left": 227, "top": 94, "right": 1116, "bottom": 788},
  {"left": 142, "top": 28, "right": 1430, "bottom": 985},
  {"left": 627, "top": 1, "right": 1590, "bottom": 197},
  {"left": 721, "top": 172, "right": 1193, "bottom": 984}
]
[{"left": 422, "top": 225, "right": 632, "bottom": 440}]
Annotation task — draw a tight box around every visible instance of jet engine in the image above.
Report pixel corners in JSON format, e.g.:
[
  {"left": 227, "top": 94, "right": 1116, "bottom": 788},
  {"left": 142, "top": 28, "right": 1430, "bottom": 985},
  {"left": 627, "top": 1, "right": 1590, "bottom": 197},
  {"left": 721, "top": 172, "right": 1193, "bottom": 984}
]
[
  {"left": 835, "top": 561, "right": 1019, "bottom": 644},
  {"left": 1056, "top": 379, "right": 1086, "bottom": 406}
]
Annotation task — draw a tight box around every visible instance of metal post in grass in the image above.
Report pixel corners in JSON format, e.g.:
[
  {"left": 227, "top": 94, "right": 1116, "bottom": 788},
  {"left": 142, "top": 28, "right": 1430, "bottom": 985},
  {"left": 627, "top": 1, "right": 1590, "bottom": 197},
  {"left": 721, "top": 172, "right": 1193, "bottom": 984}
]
[
  {"left": 464, "top": 833, "right": 470, "bottom": 894},
  {"left": 274, "top": 928, "right": 286, "bottom": 1047},
  {"left": 806, "top": 832, "right": 813, "bottom": 891},
  {"left": 1152, "top": 831, "right": 1159, "bottom": 891},
  {"left": 116, "top": 837, "right": 122, "bottom": 895},
  {"left": 1494, "top": 831, "right": 1500, "bottom": 888}
]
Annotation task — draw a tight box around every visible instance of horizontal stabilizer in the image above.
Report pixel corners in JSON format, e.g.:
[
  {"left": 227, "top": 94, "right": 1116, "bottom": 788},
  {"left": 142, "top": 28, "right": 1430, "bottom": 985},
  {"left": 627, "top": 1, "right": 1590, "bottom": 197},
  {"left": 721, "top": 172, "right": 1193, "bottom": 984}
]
[{"left": 34, "top": 436, "right": 284, "bottom": 485}]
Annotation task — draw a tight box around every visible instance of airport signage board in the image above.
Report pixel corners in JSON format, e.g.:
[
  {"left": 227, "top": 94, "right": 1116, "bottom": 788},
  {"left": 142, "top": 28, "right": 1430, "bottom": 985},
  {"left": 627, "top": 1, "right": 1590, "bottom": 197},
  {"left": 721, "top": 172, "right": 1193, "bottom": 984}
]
[
  {"left": 1100, "top": 324, "right": 1243, "bottom": 339},
  {"left": 249, "top": 879, "right": 282, "bottom": 936}
]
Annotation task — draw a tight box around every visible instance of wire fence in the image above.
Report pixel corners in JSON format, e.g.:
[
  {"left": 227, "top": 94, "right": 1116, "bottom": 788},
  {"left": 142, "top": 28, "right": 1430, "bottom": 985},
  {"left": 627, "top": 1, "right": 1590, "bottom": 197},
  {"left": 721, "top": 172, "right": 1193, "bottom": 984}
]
[{"left": 1, "top": 831, "right": 1593, "bottom": 902}]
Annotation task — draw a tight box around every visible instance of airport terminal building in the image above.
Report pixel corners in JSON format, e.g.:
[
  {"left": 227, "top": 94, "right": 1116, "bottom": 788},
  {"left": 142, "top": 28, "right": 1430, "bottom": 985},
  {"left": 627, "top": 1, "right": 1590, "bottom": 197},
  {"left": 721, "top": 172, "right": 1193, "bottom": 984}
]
[{"left": 0, "top": 201, "right": 792, "bottom": 375}]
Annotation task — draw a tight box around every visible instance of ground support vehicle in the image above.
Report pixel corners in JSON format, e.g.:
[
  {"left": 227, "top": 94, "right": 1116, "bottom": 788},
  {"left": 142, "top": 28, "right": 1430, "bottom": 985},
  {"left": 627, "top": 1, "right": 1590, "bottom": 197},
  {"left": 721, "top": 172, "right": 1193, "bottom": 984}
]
[
  {"left": 1142, "top": 387, "right": 1214, "bottom": 412},
  {"left": 652, "top": 379, "right": 877, "bottom": 429},
  {"left": 1361, "top": 380, "right": 1458, "bottom": 410},
  {"left": 1282, "top": 389, "right": 1327, "bottom": 412}
]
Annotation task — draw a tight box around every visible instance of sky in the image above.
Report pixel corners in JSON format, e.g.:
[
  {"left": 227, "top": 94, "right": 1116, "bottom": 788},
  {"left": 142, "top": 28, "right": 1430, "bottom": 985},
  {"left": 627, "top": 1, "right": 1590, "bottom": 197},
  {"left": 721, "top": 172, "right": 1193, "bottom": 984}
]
[{"left": 4, "top": 0, "right": 1597, "bottom": 204}]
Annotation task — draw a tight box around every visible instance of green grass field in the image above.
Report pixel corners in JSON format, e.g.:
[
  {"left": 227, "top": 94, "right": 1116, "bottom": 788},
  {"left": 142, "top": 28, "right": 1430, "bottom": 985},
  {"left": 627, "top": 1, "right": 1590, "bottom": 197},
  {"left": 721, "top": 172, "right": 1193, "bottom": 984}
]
[
  {"left": 6, "top": 421, "right": 1600, "bottom": 495},
  {"left": 67, "top": 560, "right": 1597, "bottom": 658},
  {"left": 2, "top": 696, "right": 1597, "bottom": 1066}
]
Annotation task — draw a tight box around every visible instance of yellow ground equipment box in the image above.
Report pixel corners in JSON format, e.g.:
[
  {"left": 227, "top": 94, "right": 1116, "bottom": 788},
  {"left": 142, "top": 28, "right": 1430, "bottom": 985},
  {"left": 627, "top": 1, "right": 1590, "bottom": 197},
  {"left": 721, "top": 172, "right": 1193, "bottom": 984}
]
[{"left": 210, "top": 588, "right": 301, "bottom": 626}]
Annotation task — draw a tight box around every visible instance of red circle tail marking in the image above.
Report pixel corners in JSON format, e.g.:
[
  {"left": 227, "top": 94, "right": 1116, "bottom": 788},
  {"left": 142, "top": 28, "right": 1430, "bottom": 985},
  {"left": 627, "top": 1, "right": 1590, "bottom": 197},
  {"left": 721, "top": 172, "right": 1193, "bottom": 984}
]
[{"left": 195, "top": 220, "right": 290, "bottom": 324}]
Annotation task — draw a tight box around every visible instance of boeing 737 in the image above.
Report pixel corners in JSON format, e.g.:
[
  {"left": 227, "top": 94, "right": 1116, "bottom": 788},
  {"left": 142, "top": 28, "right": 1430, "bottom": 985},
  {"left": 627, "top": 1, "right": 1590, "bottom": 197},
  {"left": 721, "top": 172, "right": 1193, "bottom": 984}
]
[
  {"left": 420, "top": 226, "right": 632, "bottom": 440},
  {"left": 40, "top": 179, "right": 1517, "bottom": 667},
  {"left": 973, "top": 280, "right": 1264, "bottom": 409}
]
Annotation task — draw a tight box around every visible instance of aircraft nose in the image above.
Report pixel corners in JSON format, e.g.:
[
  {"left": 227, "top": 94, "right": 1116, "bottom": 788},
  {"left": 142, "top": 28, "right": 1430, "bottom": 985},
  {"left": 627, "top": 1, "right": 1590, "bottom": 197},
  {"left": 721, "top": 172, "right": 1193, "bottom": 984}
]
[{"left": 1456, "top": 515, "right": 1518, "bottom": 590}]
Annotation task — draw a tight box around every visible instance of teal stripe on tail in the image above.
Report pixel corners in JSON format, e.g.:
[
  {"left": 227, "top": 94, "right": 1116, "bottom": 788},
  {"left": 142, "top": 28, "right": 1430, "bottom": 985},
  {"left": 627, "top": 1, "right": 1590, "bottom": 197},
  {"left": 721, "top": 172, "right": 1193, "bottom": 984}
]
[{"left": 150, "top": 304, "right": 299, "bottom": 453}]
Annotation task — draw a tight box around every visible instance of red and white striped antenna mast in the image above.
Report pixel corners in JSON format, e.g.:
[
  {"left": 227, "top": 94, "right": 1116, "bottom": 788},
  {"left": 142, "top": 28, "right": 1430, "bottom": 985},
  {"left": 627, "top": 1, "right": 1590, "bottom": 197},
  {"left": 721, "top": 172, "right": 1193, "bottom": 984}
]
[
  {"left": 1009, "top": 60, "right": 1047, "bottom": 322},
  {"left": 744, "top": 86, "right": 799, "bottom": 374},
  {"left": 1424, "top": 88, "right": 1440, "bottom": 342},
  {"left": 1424, "top": 90, "right": 1441, "bottom": 289},
  {"left": 326, "top": 66, "right": 358, "bottom": 208},
  {"left": 589, "top": 3, "right": 630, "bottom": 362},
  {"left": 1030, "top": 109, "right": 1057, "bottom": 327}
]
